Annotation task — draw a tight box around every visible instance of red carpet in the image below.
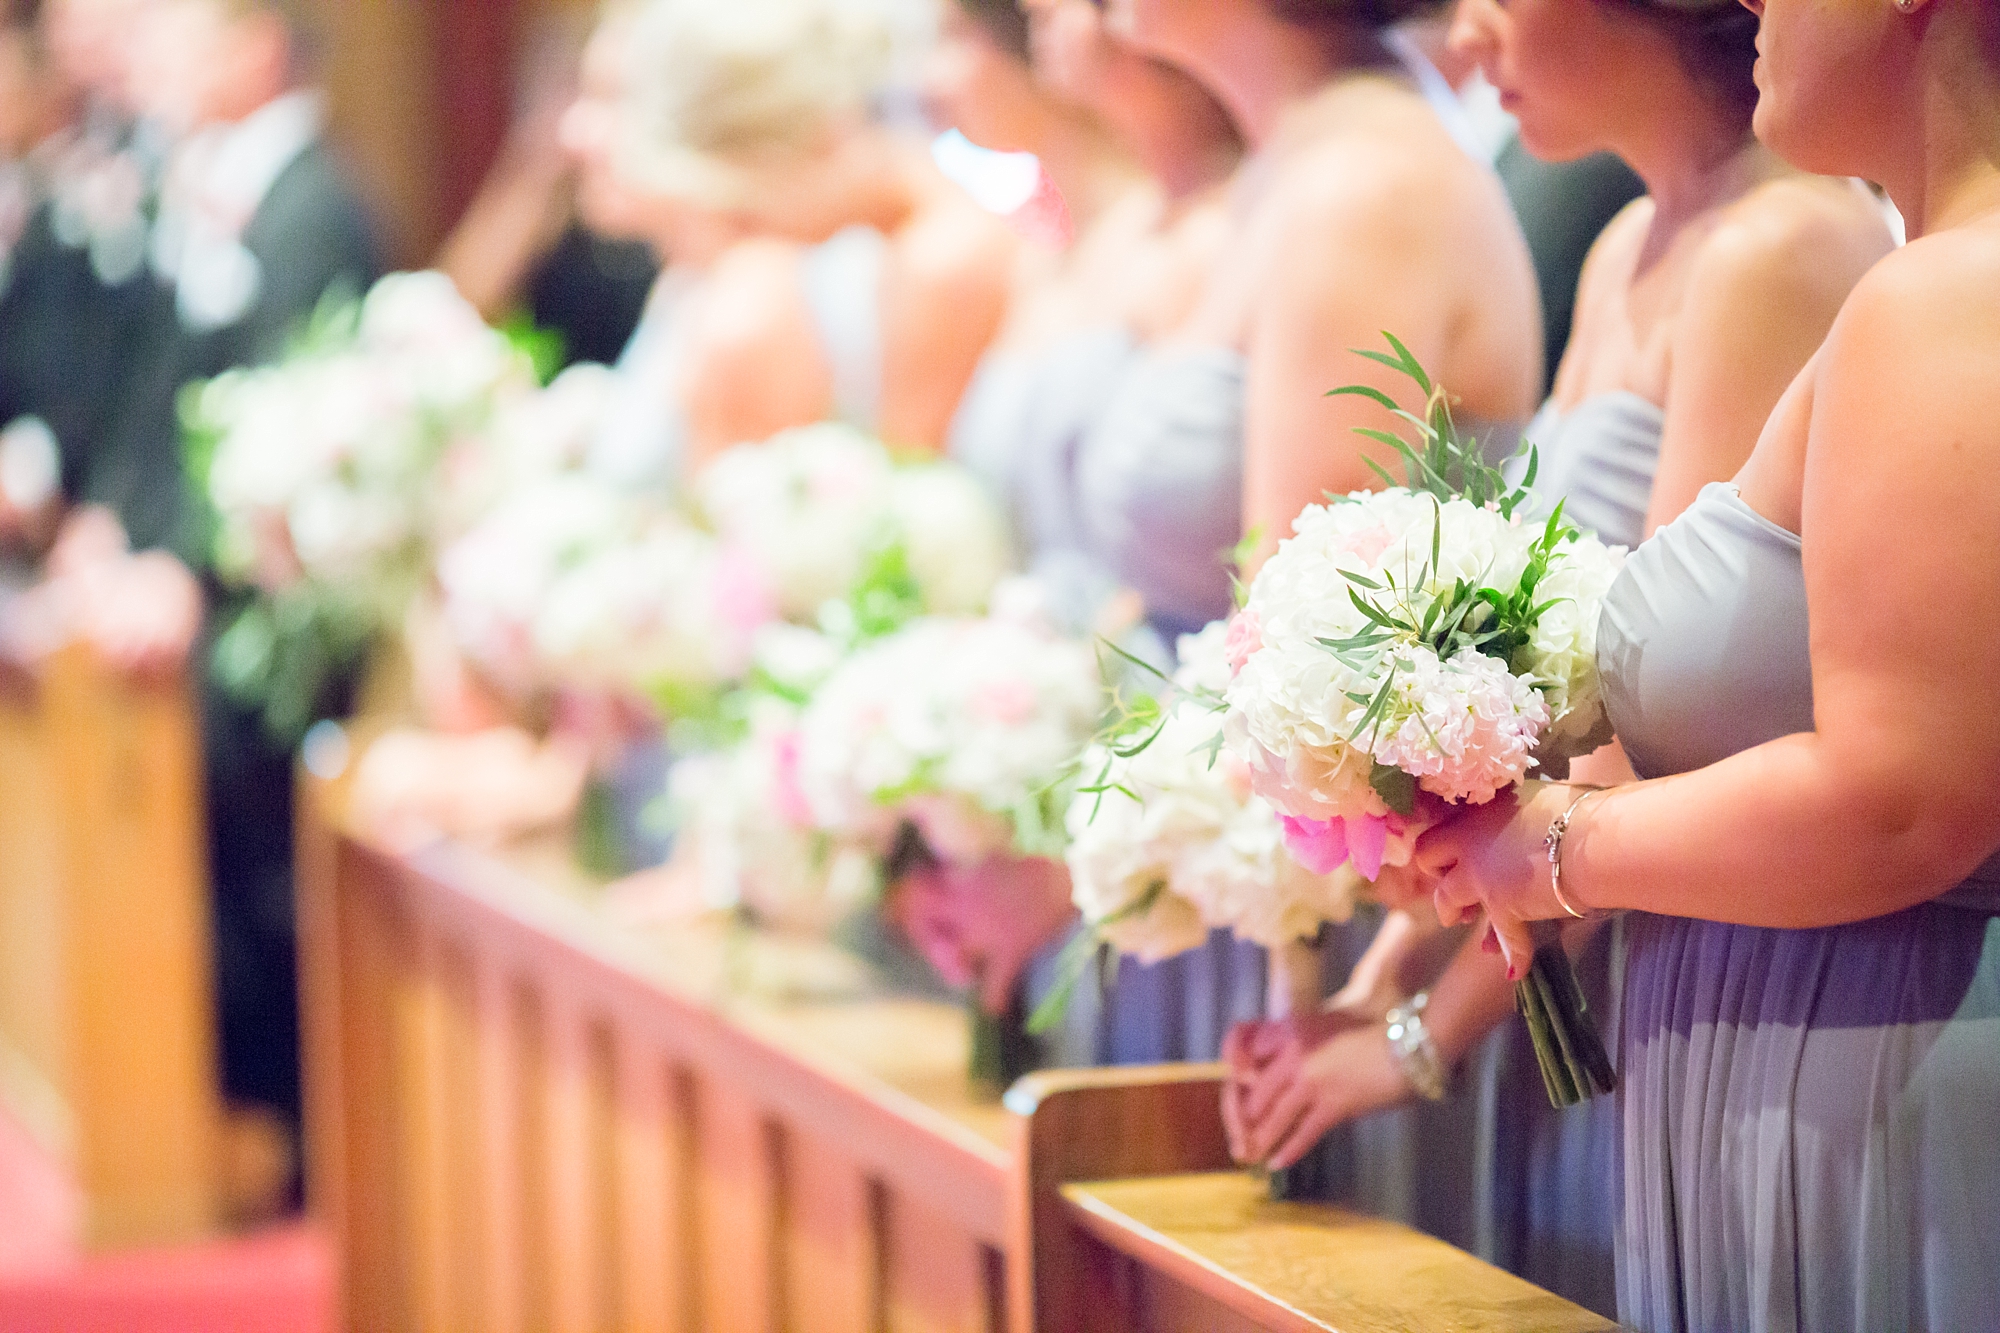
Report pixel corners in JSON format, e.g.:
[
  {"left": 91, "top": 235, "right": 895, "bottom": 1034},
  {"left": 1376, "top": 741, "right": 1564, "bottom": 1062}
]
[{"left": 0, "top": 1107, "right": 336, "bottom": 1333}]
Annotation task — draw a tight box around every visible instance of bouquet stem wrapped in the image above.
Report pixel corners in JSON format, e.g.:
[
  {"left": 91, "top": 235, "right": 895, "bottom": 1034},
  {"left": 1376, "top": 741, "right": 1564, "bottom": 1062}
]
[{"left": 1519, "top": 926, "right": 1617, "bottom": 1104}]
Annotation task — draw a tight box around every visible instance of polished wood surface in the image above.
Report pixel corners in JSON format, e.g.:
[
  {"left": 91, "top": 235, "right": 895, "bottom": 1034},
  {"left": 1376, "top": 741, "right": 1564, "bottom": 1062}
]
[
  {"left": 1062, "top": 1173, "right": 1621, "bottom": 1333},
  {"left": 0, "top": 645, "right": 222, "bottom": 1247},
  {"left": 1003, "top": 1064, "right": 1234, "bottom": 1333},
  {"left": 300, "top": 780, "right": 1014, "bottom": 1333},
  {"left": 304, "top": 783, "right": 1620, "bottom": 1333}
]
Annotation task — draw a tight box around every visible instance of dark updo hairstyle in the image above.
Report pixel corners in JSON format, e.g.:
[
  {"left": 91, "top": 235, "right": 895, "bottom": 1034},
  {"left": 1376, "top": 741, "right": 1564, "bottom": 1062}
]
[
  {"left": 956, "top": 0, "right": 1032, "bottom": 62},
  {"left": 1267, "top": 0, "right": 1452, "bottom": 33},
  {"left": 1603, "top": 0, "right": 1761, "bottom": 129}
]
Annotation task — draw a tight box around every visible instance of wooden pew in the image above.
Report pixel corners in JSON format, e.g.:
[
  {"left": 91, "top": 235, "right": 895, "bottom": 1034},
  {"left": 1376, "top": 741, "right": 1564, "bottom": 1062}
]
[
  {"left": 298, "top": 778, "right": 1019, "bottom": 1333},
  {"left": 303, "top": 780, "right": 1622, "bottom": 1333},
  {"left": 0, "top": 642, "right": 223, "bottom": 1247},
  {"left": 1005, "top": 1067, "right": 1621, "bottom": 1332}
]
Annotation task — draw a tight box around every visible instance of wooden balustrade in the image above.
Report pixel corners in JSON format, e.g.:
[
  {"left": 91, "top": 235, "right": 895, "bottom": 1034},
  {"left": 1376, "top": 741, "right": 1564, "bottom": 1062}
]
[
  {"left": 298, "top": 777, "right": 1018, "bottom": 1333},
  {"left": 0, "top": 643, "right": 223, "bottom": 1247},
  {"left": 301, "top": 778, "right": 1623, "bottom": 1333}
]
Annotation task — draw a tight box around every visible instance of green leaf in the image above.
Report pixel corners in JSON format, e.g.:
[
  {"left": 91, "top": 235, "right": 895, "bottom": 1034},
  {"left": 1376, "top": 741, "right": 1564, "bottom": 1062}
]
[
  {"left": 1325, "top": 383, "right": 1402, "bottom": 413},
  {"left": 1095, "top": 635, "right": 1175, "bottom": 686},
  {"left": 1368, "top": 762, "right": 1417, "bottom": 817}
]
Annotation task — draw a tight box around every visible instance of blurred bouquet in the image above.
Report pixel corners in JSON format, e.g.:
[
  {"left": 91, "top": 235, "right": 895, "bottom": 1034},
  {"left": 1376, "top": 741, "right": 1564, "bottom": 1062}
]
[
  {"left": 1222, "top": 338, "right": 1624, "bottom": 1104},
  {"left": 438, "top": 419, "right": 1012, "bottom": 726},
  {"left": 695, "top": 422, "right": 1010, "bottom": 627},
  {"left": 662, "top": 645, "right": 878, "bottom": 933},
  {"left": 792, "top": 583, "right": 1103, "bottom": 868},
  {"left": 1063, "top": 623, "right": 1356, "bottom": 968},
  {"left": 188, "top": 271, "right": 538, "bottom": 742}
]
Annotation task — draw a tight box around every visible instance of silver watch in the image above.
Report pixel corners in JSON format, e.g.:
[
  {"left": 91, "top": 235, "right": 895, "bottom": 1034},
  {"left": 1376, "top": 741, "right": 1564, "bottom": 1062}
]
[{"left": 1385, "top": 992, "right": 1447, "bottom": 1102}]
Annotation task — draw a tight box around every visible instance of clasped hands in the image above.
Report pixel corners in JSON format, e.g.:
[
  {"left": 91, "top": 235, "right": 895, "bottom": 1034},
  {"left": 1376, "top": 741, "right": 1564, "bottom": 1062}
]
[
  {"left": 1223, "top": 782, "right": 1592, "bottom": 1170},
  {"left": 2, "top": 508, "right": 204, "bottom": 680},
  {"left": 890, "top": 853, "right": 1078, "bottom": 1016},
  {"left": 1384, "top": 781, "right": 1592, "bottom": 976}
]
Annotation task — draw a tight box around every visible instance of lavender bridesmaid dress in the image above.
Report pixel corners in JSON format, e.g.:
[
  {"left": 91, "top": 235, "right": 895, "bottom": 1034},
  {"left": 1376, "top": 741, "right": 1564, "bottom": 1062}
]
[
  {"left": 952, "top": 337, "right": 1268, "bottom": 1067},
  {"left": 1475, "top": 389, "right": 1665, "bottom": 1317},
  {"left": 1598, "top": 481, "right": 2000, "bottom": 1333}
]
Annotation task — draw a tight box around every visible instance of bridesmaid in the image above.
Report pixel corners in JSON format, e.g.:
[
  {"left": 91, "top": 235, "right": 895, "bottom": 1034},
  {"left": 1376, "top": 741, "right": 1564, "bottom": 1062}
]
[
  {"left": 940, "top": 0, "right": 1243, "bottom": 614},
  {"left": 893, "top": 0, "right": 1255, "bottom": 1062},
  {"left": 564, "top": 0, "right": 1018, "bottom": 483},
  {"left": 1221, "top": 0, "right": 1892, "bottom": 1314},
  {"left": 896, "top": 0, "right": 1541, "bottom": 1082},
  {"left": 1086, "top": 0, "right": 1535, "bottom": 1221},
  {"left": 1415, "top": 0, "right": 2000, "bottom": 1326}
]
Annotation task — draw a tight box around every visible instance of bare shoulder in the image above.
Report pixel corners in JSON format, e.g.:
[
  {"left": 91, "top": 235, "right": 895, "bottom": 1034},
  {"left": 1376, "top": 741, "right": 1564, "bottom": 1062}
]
[
  {"left": 1570, "top": 196, "right": 1655, "bottom": 304},
  {"left": 888, "top": 192, "right": 1017, "bottom": 306},
  {"left": 1688, "top": 177, "right": 1894, "bottom": 316},
  {"left": 691, "top": 238, "right": 816, "bottom": 355},
  {"left": 1259, "top": 130, "right": 1490, "bottom": 287},
  {"left": 1805, "top": 217, "right": 2000, "bottom": 486},
  {"left": 1821, "top": 219, "right": 2000, "bottom": 365}
]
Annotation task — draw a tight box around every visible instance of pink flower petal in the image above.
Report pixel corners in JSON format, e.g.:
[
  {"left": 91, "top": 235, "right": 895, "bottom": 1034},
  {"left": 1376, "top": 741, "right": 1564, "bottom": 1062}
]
[
  {"left": 1346, "top": 812, "right": 1390, "bottom": 881},
  {"left": 1280, "top": 815, "right": 1350, "bottom": 875}
]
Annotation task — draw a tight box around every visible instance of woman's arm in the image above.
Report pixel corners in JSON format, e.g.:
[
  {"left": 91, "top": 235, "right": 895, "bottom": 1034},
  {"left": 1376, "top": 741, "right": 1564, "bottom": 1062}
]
[
  {"left": 1428, "top": 239, "right": 2000, "bottom": 958},
  {"left": 878, "top": 200, "right": 1016, "bottom": 453}
]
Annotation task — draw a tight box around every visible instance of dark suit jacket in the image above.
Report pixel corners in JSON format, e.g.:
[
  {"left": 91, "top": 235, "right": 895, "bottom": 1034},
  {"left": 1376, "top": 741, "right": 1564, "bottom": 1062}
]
[
  {"left": 86, "top": 137, "right": 379, "bottom": 560},
  {"left": 0, "top": 205, "right": 157, "bottom": 504}
]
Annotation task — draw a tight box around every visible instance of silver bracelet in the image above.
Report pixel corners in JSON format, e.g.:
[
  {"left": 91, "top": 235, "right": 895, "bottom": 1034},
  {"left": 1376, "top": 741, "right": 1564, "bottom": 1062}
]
[
  {"left": 1544, "top": 786, "right": 1607, "bottom": 920},
  {"left": 1385, "top": 992, "right": 1446, "bottom": 1102}
]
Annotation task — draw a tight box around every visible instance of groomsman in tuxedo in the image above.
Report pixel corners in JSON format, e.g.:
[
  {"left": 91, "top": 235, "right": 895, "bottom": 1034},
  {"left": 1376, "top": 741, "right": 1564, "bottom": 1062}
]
[
  {"left": 0, "top": 0, "right": 142, "bottom": 558},
  {"left": 86, "top": 0, "right": 378, "bottom": 1181}
]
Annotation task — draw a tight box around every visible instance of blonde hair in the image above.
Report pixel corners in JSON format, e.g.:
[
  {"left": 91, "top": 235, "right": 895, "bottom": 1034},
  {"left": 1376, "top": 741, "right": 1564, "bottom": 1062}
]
[{"left": 619, "top": 0, "right": 915, "bottom": 204}]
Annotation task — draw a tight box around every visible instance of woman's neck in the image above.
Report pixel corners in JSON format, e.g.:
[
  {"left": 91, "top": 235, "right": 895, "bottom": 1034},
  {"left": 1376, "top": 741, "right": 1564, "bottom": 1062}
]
[
  {"left": 1102, "top": 76, "right": 1241, "bottom": 203},
  {"left": 1022, "top": 107, "right": 1145, "bottom": 233},
  {"left": 1883, "top": 49, "right": 2000, "bottom": 238},
  {"left": 1176, "top": 12, "right": 1391, "bottom": 150},
  {"left": 1613, "top": 95, "right": 1767, "bottom": 264}
]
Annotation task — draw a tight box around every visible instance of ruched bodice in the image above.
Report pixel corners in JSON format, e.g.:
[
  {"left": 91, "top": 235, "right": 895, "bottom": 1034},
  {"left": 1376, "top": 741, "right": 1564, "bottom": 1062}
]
[
  {"left": 1074, "top": 345, "right": 1244, "bottom": 643},
  {"left": 1598, "top": 482, "right": 2000, "bottom": 1333},
  {"left": 956, "top": 338, "right": 1244, "bottom": 643},
  {"left": 1519, "top": 390, "right": 1664, "bottom": 550},
  {"left": 1601, "top": 481, "right": 2000, "bottom": 906}
]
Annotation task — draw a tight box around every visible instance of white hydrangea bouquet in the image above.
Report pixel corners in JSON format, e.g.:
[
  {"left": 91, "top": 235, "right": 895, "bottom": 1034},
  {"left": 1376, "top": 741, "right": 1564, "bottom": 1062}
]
[
  {"left": 694, "top": 422, "right": 1010, "bottom": 630},
  {"left": 663, "top": 639, "right": 878, "bottom": 935},
  {"left": 1037, "top": 622, "right": 1357, "bottom": 1030},
  {"left": 187, "top": 271, "right": 539, "bottom": 742},
  {"left": 792, "top": 583, "right": 1105, "bottom": 869},
  {"left": 1224, "top": 337, "right": 1623, "bottom": 1104},
  {"left": 785, "top": 585, "right": 1103, "bottom": 1088}
]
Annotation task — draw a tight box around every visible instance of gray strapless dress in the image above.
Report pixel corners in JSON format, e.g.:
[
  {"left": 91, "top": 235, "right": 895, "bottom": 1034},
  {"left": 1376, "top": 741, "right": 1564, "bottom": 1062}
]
[
  {"left": 1475, "top": 390, "right": 1666, "bottom": 1318},
  {"left": 951, "top": 338, "right": 1267, "bottom": 1066},
  {"left": 1599, "top": 481, "right": 2000, "bottom": 1333}
]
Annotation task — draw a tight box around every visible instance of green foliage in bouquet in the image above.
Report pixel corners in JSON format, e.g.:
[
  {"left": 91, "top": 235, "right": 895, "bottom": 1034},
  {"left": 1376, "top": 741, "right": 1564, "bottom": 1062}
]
[{"left": 1330, "top": 334, "right": 1615, "bottom": 1107}]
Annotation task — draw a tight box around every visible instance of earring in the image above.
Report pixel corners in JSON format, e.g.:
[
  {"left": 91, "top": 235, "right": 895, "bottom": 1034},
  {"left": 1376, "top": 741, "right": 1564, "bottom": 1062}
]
[{"left": 1895, "top": 0, "right": 1918, "bottom": 11}]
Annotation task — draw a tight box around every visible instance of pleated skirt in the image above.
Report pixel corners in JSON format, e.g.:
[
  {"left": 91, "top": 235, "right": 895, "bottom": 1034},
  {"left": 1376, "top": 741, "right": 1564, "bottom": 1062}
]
[{"left": 1617, "top": 903, "right": 2000, "bottom": 1333}]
